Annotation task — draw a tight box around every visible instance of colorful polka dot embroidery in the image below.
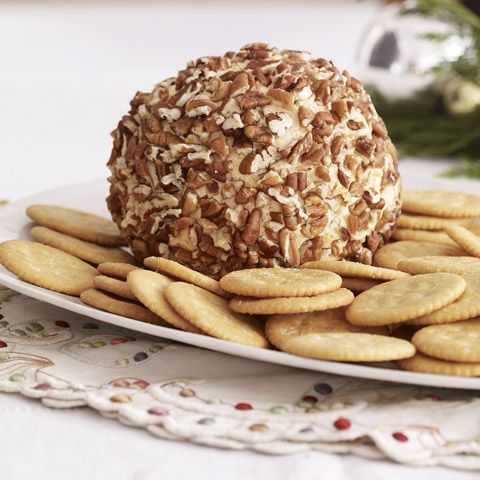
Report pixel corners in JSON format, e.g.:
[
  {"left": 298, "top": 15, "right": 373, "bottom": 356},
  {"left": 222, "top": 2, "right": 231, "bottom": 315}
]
[
  {"left": 392, "top": 432, "right": 408, "bottom": 442},
  {"left": 334, "top": 417, "right": 351, "bottom": 430}
]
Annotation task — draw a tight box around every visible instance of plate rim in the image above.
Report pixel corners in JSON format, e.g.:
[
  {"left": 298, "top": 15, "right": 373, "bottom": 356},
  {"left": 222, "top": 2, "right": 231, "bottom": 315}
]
[{"left": 1, "top": 178, "right": 479, "bottom": 391}]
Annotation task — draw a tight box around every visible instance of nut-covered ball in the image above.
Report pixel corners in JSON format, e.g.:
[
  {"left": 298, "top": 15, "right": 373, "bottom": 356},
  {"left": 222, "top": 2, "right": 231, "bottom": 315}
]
[{"left": 107, "top": 43, "right": 401, "bottom": 277}]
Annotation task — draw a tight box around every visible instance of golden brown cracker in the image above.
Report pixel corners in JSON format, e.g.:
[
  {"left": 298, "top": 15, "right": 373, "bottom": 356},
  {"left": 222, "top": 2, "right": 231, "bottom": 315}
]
[
  {"left": 93, "top": 275, "right": 136, "bottom": 301},
  {"left": 0, "top": 240, "right": 96, "bottom": 296},
  {"left": 411, "top": 319, "right": 480, "bottom": 363},
  {"left": 373, "top": 241, "right": 465, "bottom": 270},
  {"left": 220, "top": 268, "right": 342, "bottom": 298},
  {"left": 127, "top": 270, "right": 201, "bottom": 333},
  {"left": 302, "top": 259, "right": 408, "bottom": 280},
  {"left": 445, "top": 224, "right": 480, "bottom": 258},
  {"left": 165, "top": 282, "right": 268, "bottom": 348},
  {"left": 144, "top": 257, "right": 227, "bottom": 297},
  {"left": 402, "top": 190, "right": 480, "bottom": 218},
  {"left": 398, "top": 352, "right": 480, "bottom": 377},
  {"left": 97, "top": 262, "right": 140, "bottom": 280},
  {"left": 230, "top": 289, "right": 354, "bottom": 315},
  {"left": 80, "top": 288, "right": 168, "bottom": 325},
  {"left": 31, "top": 226, "right": 135, "bottom": 265},
  {"left": 26, "top": 204, "right": 125, "bottom": 246},
  {"left": 346, "top": 273, "right": 466, "bottom": 326}
]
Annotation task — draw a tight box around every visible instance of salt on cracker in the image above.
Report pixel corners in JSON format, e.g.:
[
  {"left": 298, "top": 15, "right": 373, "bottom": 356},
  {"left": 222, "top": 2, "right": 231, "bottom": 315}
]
[
  {"left": 26, "top": 204, "right": 125, "bottom": 246},
  {"left": 127, "top": 270, "right": 201, "bottom": 333},
  {"left": 230, "top": 289, "right": 354, "bottom": 315},
  {"left": 398, "top": 352, "right": 480, "bottom": 377},
  {"left": 411, "top": 319, "right": 480, "bottom": 363},
  {"left": 97, "top": 262, "right": 140, "bottom": 280},
  {"left": 164, "top": 282, "right": 268, "bottom": 348},
  {"left": 0, "top": 240, "right": 96, "bottom": 296},
  {"left": 31, "top": 226, "right": 135, "bottom": 265},
  {"left": 398, "top": 256, "right": 480, "bottom": 275},
  {"left": 93, "top": 275, "right": 137, "bottom": 301},
  {"left": 392, "top": 228, "right": 457, "bottom": 246},
  {"left": 302, "top": 259, "right": 409, "bottom": 280},
  {"left": 80, "top": 288, "right": 168, "bottom": 325},
  {"left": 219, "top": 268, "right": 342, "bottom": 298},
  {"left": 445, "top": 225, "right": 480, "bottom": 258},
  {"left": 373, "top": 241, "right": 465, "bottom": 270},
  {"left": 397, "top": 213, "right": 472, "bottom": 231},
  {"left": 346, "top": 273, "right": 466, "bottom": 326},
  {"left": 144, "top": 257, "right": 227, "bottom": 297},
  {"left": 402, "top": 190, "right": 480, "bottom": 218},
  {"left": 408, "top": 274, "right": 480, "bottom": 326}
]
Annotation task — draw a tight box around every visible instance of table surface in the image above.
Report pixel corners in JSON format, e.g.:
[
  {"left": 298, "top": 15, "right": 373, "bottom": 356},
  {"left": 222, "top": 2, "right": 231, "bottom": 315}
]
[{"left": 1, "top": 1, "right": 479, "bottom": 479}]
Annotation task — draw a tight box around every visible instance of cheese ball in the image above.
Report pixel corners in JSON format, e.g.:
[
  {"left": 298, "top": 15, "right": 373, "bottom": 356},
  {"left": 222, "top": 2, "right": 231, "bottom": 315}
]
[{"left": 107, "top": 43, "right": 401, "bottom": 277}]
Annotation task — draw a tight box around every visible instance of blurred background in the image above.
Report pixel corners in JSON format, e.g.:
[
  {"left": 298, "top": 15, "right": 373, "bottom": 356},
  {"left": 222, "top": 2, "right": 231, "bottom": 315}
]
[{"left": 1, "top": 0, "right": 479, "bottom": 201}]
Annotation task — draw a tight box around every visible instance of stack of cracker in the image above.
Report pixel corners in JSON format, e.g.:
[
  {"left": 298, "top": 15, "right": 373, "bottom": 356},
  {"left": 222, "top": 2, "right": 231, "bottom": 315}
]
[
  {"left": 358, "top": 190, "right": 480, "bottom": 376},
  {"left": 219, "top": 268, "right": 415, "bottom": 362}
]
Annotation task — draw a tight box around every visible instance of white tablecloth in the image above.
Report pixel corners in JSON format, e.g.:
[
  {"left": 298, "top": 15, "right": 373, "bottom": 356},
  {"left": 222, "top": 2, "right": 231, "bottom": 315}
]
[{"left": 1, "top": 1, "right": 479, "bottom": 478}]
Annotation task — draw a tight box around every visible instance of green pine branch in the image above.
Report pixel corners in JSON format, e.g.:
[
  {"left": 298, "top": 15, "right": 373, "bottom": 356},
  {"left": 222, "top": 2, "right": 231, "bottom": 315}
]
[{"left": 369, "top": 88, "right": 480, "bottom": 178}]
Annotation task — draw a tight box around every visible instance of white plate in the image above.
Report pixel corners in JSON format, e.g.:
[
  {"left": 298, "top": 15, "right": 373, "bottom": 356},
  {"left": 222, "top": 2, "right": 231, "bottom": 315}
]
[{"left": 1, "top": 175, "right": 479, "bottom": 390}]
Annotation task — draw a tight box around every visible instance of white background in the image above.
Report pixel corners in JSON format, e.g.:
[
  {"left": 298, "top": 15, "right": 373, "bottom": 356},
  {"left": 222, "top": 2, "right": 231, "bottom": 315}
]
[{"left": 0, "top": 1, "right": 479, "bottom": 479}]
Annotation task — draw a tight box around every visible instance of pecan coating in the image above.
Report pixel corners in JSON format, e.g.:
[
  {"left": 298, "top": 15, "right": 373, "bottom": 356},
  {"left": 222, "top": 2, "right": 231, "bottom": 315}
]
[{"left": 107, "top": 43, "right": 401, "bottom": 277}]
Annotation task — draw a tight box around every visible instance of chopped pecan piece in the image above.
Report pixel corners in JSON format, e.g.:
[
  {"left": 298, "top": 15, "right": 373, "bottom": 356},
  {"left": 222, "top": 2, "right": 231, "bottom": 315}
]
[
  {"left": 208, "top": 135, "right": 229, "bottom": 159},
  {"left": 298, "top": 105, "right": 315, "bottom": 127},
  {"left": 244, "top": 126, "right": 273, "bottom": 145},
  {"left": 355, "top": 137, "right": 374, "bottom": 157},
  {"left": 241, "top": 208, "right": 261, "bottom": 245},
  {"left": 281, "top": 204, "right": 298, "bottom": 230},
  {"left": 257, "top": 235, "right": 279, "bottom": 257},
  {"left": 267, "top": 88, "right": 294, "bottom": 109},
  {"left": 241, "top": 92, "right": 271, "bottom": 109}
]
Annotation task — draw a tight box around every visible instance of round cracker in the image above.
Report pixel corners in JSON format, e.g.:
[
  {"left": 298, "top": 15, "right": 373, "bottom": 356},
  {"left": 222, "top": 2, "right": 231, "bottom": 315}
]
[
  {"left": 144, "top": 257, "right": 227, "bottom": 297},
  {"left": 445, "top": 225, "right": 480, "bottom": 258},
  {"left": 219, "top": 268, "right": 342, "bottom": 298},
  {"left": 346, "top": 273, "right": 466, "bottom": 326},
  {"left": 26, "top": 204, "right": 125, "bottom": 246},
  {"left": 31, "top": 226, "right": 135, "bottom": 266},
  {"left": 302, "top": 259, "right": 409, "bottom": 281},
  {"left": 407, "top": 274, "right": 480, "bottom": 326},
  {"left": 265, "top": 309, "right": 388, "bottom": 341},
  {"left": 127, "top": 270, "right": 200, "bottom": 333},
  {"left": 164, "top": 282, "right": 268, "bottom": 348},
  {"left": 402, "top": 190, "right": 480, "bottom": 218},
  {"left": 411, "top": 319, "right": 480, "bottom": 363},
  {"left": 398, "top": 352, "right": 480, "bottom": 377},
  {"left": 392, "top": 228, "right": 457, "bottom": 246},
  {"left": 273, "top": 332, "right": 415, "bottom": 362},
  {"left": 97, "top": 262, "right": 140, "bottom": 280},
  {"left": 397, "top": 213, "right": 472, "bottom": 230},
  {"left": 229, "top": 289, "right": 354, "bottom": 315},
  {"left": 0, "top": 240, "right": 96, "bottom": 296},
  {"left": 93, "top": 275, "right": 137, "bottom": 301},
  {"left": 373, "top": 241, "right": 465, "bottom": 270},
  {"left": 80, "top": 288, "right": 168, "bottom": 325},
  {"left": 341, "top": 277, "right": 383, "bottom": 293},
  {"left": 398, "top": 256, "right": 480, "bottom": 275}
]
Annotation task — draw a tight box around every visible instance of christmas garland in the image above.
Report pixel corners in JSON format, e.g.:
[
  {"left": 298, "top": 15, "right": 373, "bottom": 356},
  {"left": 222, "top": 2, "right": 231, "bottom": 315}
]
[{"left": 369, "top": 0, "right": 480, "bottom": 178}]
